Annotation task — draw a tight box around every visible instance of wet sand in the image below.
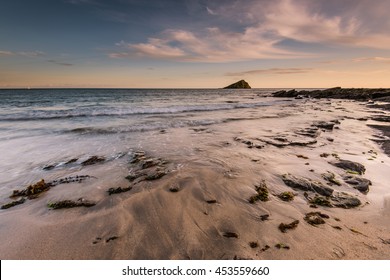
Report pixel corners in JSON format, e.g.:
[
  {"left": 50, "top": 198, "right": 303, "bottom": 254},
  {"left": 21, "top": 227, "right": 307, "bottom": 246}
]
[{"left": 1, "top": 97, "right": 390, "bottom": 259}]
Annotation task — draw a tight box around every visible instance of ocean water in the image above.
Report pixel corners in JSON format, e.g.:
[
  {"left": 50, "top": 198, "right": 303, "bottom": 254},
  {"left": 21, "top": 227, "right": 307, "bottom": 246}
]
[{"left": 0, "top": 88, "right": 292, "bottom": 193}]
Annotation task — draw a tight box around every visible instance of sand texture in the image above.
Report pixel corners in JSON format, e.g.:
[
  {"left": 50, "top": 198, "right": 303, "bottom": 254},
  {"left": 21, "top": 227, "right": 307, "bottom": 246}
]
[{"left": 1, "top": 96, "right": 390, "bottom": 259}]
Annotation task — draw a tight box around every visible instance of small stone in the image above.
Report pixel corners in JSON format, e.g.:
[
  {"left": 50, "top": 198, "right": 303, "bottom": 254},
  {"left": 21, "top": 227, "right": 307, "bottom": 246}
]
[
  {"left": 81, "top": 156, "right": 105, "bottom": 166},
  {"left": 223, "top": 232, "right": 239, "bottom": 238}
]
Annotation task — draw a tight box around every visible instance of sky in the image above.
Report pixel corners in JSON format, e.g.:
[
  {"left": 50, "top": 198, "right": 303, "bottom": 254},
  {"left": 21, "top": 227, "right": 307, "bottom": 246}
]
[{"left": 1, "top": 0, "right": 390, "bottom": 88}]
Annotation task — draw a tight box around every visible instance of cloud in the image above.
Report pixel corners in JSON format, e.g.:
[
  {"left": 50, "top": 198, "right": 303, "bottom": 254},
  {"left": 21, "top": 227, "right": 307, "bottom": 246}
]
[
  {"left": 110, "top": 27, "right": 304, "bottom": 62},
  {"left": 226, "top": 67, "right": 313, "bottom": 76},
  {"left": 47, "top": 59, "right": 74, "bottom": 66},
  {"left": 353, "top": 57, "right": 390, "bottom": 63},
  {"left": 206, "top": 6, "right": 217, "bottom": 15},
  {"left": 110, "top": 0, "right": 390, "bottom": 63},
  {"left": 0, "top": 50, "right": 44, "bottom": 57}
]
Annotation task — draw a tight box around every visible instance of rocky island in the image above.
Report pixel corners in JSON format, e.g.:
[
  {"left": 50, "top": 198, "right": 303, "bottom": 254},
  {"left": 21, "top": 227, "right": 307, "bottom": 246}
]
[{"left": 224, "top": 79, "right": 251, "bottom": 89}]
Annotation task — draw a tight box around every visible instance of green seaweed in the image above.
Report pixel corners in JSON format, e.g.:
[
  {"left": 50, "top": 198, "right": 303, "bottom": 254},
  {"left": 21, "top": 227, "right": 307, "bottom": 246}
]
[
  {"left": 278, "top": 191, "right": 295, "bottom": 202},
  {"left": 248, "top": 180, "right": 269, "bottom": 203}
]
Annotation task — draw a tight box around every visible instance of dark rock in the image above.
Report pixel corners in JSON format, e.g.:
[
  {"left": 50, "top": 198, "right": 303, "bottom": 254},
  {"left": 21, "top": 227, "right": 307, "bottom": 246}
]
[
  {"left": 273, "top": 89, "right": 299, "bottom": 98},
  {"left": 295, "top": 127, "right": 320, "bottom": 138},
  {"left": 272, "top": 87, "right": 390, "bottom": 101},
  {"left": 1, "top": 198, "right": 26, "bottom": 209},
  {"left": 330, "top": 193, "right": 361, "bottom": 208},
  {"left": 106, "top": 236, "right": 118, "bottom": 243},
  {"left": 330, "top": 159, "right": 366, "bottom": 175},
  {"left": 43, "top": 164, "right": 56, "bottom": 171},
  {"left": 223, "top": 232, "right": 239, "bottom": 238},
  {"left": 343, "top": 175, "right": 371, "bottom": 194},
  {"left": 249, "top": 241, "right": 259, "bottom": 248},
  {"left": 275, "top": 243, "right": 290, "bottom": 249},
  {"left": 371, "top": 115, "right": 390, "bottom": 122},
  {"left": 81, "top": 156, "right": 105, "bottom": 166},
  {"left": 304, "top": 212, "right": 329, "bottom": 226},
  {"left": 206, "top": 199, "right": 217, "bottom": 204},
  {"left": 47, "top": 198, "right": 96, "bottom": 209},
  {"left": 65, "top": 158, "right": 78, "bottom": 165},
  {"left": 223, "top": 80, "right": 251, "bottom": 89},
  {"left": 314, "top": 121, "right": 336, "bottom": 130},
  {"left": 169, "top": 185, "right": 180, "bottom": 192},
  {"left": 278, "top": 220, "right": 299, "bottom": 233},
  {"left": 322, "top": 172, "right": 342, "bottom": 186},
  {"left": 107, "top": 186, "right": 132, "bottom": 195},
  {"left": 309, "top": 195, "right": 333, "bottom": 207},
  {"left": 260, "top": 214, "right": 270, "bottom": 221},
  {"left": 145, "top": 169, "right": 166, "bottom": 180},
  {"left": 282, "top": 174, "right": 334, "bottom": 197},
  {"left": 261, "top": 245, "right": 271, "bottom": 251}
]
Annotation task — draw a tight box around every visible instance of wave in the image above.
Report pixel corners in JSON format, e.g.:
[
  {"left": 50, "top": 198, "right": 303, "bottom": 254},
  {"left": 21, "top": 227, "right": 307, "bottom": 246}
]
[
  {"left": 67, "top": 119, "right": 222, "bottom": 135},
  {"left": 0, "top": 101, "right": 276, "bottom": 122}
]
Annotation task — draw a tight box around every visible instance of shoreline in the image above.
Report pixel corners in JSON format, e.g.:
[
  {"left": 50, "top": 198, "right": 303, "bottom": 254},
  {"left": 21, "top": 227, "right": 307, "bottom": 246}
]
[{"left": 0, "top": 91, "right": 389, "bottom": 260}]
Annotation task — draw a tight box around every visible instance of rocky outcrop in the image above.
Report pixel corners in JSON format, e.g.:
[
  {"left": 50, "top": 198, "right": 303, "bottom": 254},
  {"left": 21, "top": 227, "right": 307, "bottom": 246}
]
[
  {"left": 224, "top": 80, "right": 251, "bottom": 89},
  {"left": 330, "top": 159, "right": 366, "bottom": 175},
  {"left": 272, "top": 87, "right": 390, "bottom": 100},
  {"left": 282, "top": 174, "right": 334, "bottom": 197}
]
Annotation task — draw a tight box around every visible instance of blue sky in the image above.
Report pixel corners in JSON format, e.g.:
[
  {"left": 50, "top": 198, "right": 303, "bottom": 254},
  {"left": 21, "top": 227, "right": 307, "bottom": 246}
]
[{"left": 1, "top": 0, "right": 390, "bottom": 88}]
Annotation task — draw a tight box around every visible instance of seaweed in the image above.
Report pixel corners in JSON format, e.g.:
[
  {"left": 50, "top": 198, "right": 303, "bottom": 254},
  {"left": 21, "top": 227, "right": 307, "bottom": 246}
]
[
  {"left": 248, "top": 180, "right": 269, "bottom": 203},
  {"left": 310, "top": 195, "right": 333, "bottom": 207},
  {"left": 278, "top": 191, "right": 295, "bottom": 202},
  {"left": 107, "top": 186, "right": 132, "bottom": 195},
  {"left": 1, "top": 198, "right": 26, "bottom": 209},
  {"left": 278, "top": 220, "right": 300, "bottom": 233},
  {"left": 304, "top": 212, "right": 329, "bottom": 226},
  {"left": 47, "top": 198, "right": 96, "bottom": 209}
]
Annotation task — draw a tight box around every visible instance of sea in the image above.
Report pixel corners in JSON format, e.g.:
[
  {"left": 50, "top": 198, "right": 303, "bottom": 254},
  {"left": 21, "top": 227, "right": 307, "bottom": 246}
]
[{"left": 0, "top": 88, "right": 293, "bottom": 194}]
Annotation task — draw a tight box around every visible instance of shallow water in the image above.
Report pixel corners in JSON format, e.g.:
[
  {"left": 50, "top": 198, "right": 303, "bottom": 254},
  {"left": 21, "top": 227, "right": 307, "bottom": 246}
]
[{"left": 0, "top": 88, "right": 293, "bottom": 191}]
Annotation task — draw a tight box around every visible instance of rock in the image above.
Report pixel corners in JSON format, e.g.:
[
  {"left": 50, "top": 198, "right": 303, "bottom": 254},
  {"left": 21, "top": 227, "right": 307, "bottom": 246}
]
[
  {"left": 260, "top": 214, "right": 270, "bottom": 221},
  {"left": 278, "top": 220, "right": 299, "bottom": 233},
  {"left": 272, "top": 87, "right": 390, "bottom": 101},
  {"left": 330, "top": 159, "right": 366, "bottom": 175},
  {"left": 314, "top": 121, "right": 337, "bottom": 130},
  {"left": 282, "top": 174, "right": 334, "bottom": 197},
  {"left": 309, "top": 195, "right": 333, "bottom": 207},
  {"left": 106, "top": 236, "right": 118, "bottom": 243},
  {"left": 107, "top": 186, "right": 132, "bottom": 195},
  {"left": 343, "top": 175, "right": 371, "bottom": 194},
  {"left": 169, "top": 185, "right": 180, "bottom": 192},
  {"left": 275, "top": 243, "right": 290, "bottom": 249},
  {"left": 1, "top": 198, "right": 26, "bottom": 209},
  {"left": 65, "top": 158, "right": 78, "bottom": 164},
  {"left": 304, "top": 212, "right": 329, "bottom": 226},
  {"left": 371, "top": 115, "right": 390, "bottom": 122},
  {"left": 330, "top": 193, "right": 361, "bottom": 208},
  {"left": 47, "top": 198, "right": 96, "bottom": 209},
  {"left": 223, "top": 79, "right": 251, "bottom": 89},
  {"left": 322, "top": 172, "right": 342, "bottom": 186},
  {"left": 295, "top": 127, "right": 320, "bottom": 138},
  {"left": 145, "top": 169, "right": 166, "bottom": 180},
  {"left": 81, "top": 156, "right": 105, "bottom": 166},
  {"left": 223, "top": 232, "right": 239, "bottom": 238},
  {"left": 273, "top": 89, "right": 299, "bottom": 98},
  {"left": 249, "top": 241, "right": 259, "bottom": 248}
]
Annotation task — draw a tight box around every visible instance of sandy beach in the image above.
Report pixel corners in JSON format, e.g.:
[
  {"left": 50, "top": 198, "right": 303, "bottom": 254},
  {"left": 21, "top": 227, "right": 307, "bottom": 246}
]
[{"left": 0, "top": 91, "right": 390, "bottom": 260}]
